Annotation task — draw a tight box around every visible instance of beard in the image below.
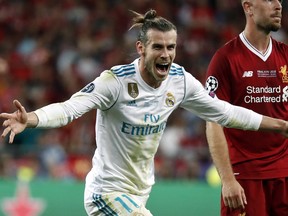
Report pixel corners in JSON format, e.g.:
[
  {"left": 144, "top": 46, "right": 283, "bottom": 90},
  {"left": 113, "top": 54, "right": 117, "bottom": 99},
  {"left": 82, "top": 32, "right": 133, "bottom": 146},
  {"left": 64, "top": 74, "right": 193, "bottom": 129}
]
[
  {"left": 144, "top": 58, "right": 166, "bottom": 82},
  {"left": 266, "top": 20, "right": 281, "bottom": 32},
  {"left": 258, "top": 22, "right": 281, "bottom": 34},
  {"left": 269, "top": 24, "right": 281, "bottom": 32}
]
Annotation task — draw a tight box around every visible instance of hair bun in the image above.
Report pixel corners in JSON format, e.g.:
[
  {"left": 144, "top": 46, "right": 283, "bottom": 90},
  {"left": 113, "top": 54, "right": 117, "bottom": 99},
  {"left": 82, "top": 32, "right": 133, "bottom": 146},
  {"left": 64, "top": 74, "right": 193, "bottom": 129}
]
[{"left": 144, "top": 9, "right": 157, "bottom": 20}]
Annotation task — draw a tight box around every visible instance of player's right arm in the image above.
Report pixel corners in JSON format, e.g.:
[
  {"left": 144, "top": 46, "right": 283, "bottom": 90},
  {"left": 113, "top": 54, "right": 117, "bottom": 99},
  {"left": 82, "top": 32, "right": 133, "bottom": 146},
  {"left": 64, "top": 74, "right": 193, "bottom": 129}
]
[
  {"left": 206, "top": 121, "right": 246, "bottom": 210},
  {"left": 1, "top": 70, "right": 120, "bottom": 144}
]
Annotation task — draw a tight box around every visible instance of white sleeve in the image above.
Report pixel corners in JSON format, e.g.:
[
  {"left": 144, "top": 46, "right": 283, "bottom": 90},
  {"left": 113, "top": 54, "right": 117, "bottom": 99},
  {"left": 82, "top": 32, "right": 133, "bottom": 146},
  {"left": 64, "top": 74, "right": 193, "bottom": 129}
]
[
  {"left": 181, "top": 72, "right": 262, "bottom": 131},
  {"left": 34, "top": 103, "right": 70, "bottom": 128},
  {"left": 35, "top": 70, "right": 120, "bottom": 128}
]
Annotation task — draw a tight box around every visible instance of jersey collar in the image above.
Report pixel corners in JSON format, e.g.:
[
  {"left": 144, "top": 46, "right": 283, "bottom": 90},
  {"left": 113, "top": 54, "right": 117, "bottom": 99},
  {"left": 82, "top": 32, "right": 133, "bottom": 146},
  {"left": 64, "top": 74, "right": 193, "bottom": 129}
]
[{"left": 239, "top": 32, "right": 272, "bottom": 62}]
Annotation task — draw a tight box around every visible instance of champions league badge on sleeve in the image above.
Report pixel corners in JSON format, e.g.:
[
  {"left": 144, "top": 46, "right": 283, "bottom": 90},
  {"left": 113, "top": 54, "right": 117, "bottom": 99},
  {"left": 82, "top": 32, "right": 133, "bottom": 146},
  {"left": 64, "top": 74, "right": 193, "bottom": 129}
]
[
  {"left": 81, "top": 83, "right": 95, "bottom": 93},
  {"left": 205, "top": 76, "right": 218, "bottom": 98}
]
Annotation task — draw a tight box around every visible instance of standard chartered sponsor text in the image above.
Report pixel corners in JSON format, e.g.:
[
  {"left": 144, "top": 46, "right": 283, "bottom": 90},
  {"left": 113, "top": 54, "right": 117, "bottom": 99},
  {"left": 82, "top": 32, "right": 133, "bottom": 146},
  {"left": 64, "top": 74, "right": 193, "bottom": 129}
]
[
  {"left": 245, "top": 86, "right": 281, "bottom": 103},
  {"left": 246, "top": 86, "right": 281, "bottom": 94}
]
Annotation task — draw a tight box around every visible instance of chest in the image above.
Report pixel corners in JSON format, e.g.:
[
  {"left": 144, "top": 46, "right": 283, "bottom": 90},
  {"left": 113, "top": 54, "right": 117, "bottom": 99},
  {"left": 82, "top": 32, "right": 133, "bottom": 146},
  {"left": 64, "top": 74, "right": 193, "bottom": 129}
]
[
  {"left": 226, "top": 51, "right": 288, "bottom": 94},
  {"left": 115, "top": 82, "right": 183, "bottom": 125}
]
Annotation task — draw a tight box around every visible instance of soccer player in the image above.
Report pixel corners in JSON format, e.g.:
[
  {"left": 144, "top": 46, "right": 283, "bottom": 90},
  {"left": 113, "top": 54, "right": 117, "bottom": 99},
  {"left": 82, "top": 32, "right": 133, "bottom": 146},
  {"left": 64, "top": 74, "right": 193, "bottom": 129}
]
[
  {"left": 205, "top": 0, "right": 288, "bottom": 215},
  {"left": 1, "top": 9, "right": 288, "bottom": 216}
]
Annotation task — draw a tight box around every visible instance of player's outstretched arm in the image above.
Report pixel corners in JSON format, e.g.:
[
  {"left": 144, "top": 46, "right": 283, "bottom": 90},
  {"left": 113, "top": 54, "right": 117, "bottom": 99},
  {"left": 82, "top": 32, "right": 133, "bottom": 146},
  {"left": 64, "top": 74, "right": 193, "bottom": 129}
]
[
  {"left": 0, "top": 100, "right": 38, "bottom": 143},
  {"left": 259, "top": 116, "right": 288, "bottom": 136}
]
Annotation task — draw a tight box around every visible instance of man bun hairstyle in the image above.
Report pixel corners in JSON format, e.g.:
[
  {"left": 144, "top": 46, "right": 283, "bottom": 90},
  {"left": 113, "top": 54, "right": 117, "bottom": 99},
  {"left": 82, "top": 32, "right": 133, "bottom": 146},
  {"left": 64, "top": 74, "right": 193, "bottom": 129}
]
[{"left": 129, "top": 9, "right": 177, "bottom": 45}]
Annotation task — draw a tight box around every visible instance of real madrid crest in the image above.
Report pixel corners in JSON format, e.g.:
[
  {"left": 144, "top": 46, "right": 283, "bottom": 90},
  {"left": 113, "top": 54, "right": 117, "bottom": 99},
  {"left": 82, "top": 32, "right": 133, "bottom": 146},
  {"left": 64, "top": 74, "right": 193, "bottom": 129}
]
[
  {"left": 128, "top": 83, "right": 139, "bottom": 98},
  {"left": 165, "top": 92, "right": 175, "bottom": 107}
]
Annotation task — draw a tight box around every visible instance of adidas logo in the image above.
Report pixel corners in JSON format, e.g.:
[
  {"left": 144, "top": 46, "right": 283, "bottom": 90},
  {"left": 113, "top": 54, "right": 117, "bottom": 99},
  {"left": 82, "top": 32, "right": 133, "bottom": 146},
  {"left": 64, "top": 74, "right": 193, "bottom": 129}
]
[{"left": 127, "top": 100, "right": 137, "bottom": 107}]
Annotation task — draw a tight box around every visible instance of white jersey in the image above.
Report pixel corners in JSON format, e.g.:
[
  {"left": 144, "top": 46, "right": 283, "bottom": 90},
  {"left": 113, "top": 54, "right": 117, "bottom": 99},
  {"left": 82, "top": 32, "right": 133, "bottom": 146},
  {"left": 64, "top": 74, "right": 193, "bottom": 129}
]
[{"left": 35, "top": 58, "right": 262, "bottom": 199}]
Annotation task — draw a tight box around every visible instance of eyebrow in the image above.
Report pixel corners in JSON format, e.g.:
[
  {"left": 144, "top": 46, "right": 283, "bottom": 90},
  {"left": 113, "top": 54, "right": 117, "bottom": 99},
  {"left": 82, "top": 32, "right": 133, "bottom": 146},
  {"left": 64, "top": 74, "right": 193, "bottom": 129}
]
[{"left": 151, "top": 42, "right": 176, "bottom": 47}]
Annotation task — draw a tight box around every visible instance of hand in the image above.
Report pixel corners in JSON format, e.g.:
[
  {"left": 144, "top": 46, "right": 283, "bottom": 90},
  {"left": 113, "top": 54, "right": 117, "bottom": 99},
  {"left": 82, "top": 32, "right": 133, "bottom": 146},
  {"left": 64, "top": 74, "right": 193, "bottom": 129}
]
[
  {"left": 0, "top": 100, "right": 28, "bottom": 143},
  {"left": 281, "top": 120, "right": 288, "bottom": 138},
  {"left": 222, "top": 179, "right": 246, "bottom": 210}
]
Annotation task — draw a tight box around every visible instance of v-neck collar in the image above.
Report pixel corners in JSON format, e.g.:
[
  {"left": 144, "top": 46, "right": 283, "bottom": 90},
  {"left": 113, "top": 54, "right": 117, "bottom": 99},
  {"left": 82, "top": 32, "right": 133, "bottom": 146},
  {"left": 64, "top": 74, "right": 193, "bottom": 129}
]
[{"left": 239, "top": 32, "right": 272, "bottom": 62}]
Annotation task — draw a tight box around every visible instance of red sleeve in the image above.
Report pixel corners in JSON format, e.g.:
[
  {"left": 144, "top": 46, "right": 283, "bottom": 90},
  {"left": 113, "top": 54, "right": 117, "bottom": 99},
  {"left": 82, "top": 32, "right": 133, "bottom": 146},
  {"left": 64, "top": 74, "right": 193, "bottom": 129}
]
[{"left": 205, "top": 50, "right": 232, "bottom": 103}]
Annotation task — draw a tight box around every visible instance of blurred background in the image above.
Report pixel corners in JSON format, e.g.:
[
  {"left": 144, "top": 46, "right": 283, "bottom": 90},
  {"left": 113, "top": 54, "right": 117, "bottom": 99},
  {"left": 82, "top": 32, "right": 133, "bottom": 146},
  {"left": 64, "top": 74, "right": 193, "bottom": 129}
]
[{"left": 0, "top": 0, "right": 287, "bottom": 215}]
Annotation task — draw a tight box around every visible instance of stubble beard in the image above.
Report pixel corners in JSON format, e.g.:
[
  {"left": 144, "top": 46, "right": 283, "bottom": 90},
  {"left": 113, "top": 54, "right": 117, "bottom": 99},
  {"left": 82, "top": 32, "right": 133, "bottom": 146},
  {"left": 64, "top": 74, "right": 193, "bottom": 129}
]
[{"left": 258, "top": 22, "right": 281, "bottom": 34}]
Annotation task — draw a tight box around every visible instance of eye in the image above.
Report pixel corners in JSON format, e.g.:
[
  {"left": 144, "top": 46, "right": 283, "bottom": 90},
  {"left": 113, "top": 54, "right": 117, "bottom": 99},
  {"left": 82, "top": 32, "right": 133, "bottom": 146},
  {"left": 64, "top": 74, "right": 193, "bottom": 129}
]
[
  {"left": 167, "top": 45, "right": 176, "bottom": 50},
  {"left": 152, "top": 44, "right": 162, "bottom": 50}
]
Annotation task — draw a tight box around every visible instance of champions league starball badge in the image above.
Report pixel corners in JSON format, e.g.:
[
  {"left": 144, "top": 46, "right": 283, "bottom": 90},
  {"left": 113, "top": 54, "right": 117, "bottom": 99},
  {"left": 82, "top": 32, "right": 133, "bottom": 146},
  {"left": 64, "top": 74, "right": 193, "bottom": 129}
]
[
  {"left": 205, "top": 76, "right": 218, "bottom": 98},
  {"left": 205, "top": 76, "right": 218, "bottom": 92},
  {"left": 81, "top": 83, "right": 95, "bottom": 93}
]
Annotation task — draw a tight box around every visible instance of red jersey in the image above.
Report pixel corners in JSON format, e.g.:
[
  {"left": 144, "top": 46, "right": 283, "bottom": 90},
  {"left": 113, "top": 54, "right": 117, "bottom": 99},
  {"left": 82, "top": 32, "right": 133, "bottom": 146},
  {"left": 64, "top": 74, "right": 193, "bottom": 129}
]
[{"left": 205, "top": 32, "right": 288, "bottom": 179}]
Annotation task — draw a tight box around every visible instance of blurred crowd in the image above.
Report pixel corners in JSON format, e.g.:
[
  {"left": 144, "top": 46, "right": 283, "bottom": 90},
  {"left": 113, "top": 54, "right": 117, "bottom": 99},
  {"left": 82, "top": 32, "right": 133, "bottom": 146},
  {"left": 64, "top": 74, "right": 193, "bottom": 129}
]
[{"left": 0, "top": 0, "right": 288, "bottom": 182}]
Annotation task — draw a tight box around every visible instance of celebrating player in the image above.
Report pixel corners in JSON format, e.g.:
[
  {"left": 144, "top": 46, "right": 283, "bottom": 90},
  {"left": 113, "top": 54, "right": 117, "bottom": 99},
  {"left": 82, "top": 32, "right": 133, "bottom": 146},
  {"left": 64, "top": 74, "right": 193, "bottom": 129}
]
[
  {"left": 2, "top": 9, "right": 288, "bottom": 215},
  {"left": 205, "top": 0, "right": 288, "bottom": 215}
]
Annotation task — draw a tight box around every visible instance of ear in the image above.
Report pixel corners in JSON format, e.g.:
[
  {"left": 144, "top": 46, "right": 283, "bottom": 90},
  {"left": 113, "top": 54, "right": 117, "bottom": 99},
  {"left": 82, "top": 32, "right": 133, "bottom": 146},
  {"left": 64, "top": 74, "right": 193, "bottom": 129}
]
[
  {"left": 136, "top": 41, "right": 144, "bottom": 55},
  {"left": 243, "top": 1, "right": 252, "bottom": 15}
]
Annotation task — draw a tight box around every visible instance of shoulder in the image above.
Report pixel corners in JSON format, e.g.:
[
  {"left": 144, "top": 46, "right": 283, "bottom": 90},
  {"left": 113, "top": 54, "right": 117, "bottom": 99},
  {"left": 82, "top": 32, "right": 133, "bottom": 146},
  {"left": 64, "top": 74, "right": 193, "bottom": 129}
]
[
  {"left": 169, "top": 63, "right": 200, "bottom": 88},
  {"left": 271, "top": 38, "right": 288, "bottom": 52},
  {"left": 169, "top": 63, "right": 185, "bottom": 76},
  {"left": 216, "top": 35, "right": 241, "bottom": 56},
  {"left": 209, "top": 35, "right": 244, "bottom": 66},
  {"left": 110, "top": 62, "right": 136, "bottom": 77}
]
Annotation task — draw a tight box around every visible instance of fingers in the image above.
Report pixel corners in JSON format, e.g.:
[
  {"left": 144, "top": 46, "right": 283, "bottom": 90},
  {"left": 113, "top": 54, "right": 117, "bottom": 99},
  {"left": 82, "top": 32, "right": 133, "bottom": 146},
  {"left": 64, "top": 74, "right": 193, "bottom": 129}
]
[
  {"left": 13, "top": 100, "right": 28, "bottom": 124},
  {"left": 241, "top": 189, "right": 247, "bottom": 203},
  {"left": 1, "top": 124, "right": 15, "bottom": 143},
  {"left": 1, "top": 104, "right": 19, "bottom": 143},
  {"left": 0, "top": 100, "right": 25, "bottom": 120},
  {"left": 0, "top": 113, "right": 13, "bottom": 119},
  {"left": 3, "top": 119, "right": 11, "bottom": 127},
  {"left": 0, "top": 100, "right": 24, "bottom": 118},
  {"left": 9, "top": 130, "right": 15, "bottom": 144},
  {"left": 14, "top": 100, "right": 27, "bottom": 115},
  {"left": 224, "top": 195, "right": 246, "bottom": 210},
  {"left": 13, "top": 100, "right": 25, "bottom": 112},
  {"left": 240, "top": 190, "right": 247, "bottom": 209},
  {"left": 1, "top": 128, "right": 15, "bottom": 143},
  {"left": 1, "top": 119, "right": 15, "bottom": 143},
  {"left": 13, "top": 99, "right": 21, "bottom": 108},
  {"left": 224, "top": 197, "right": 239, "bottom": 209},
  {"left": 1, "top": 126, "right": 11, "bottom": 138},
  {"left": 222, "top": 181, "right": 247, "bottom": 210}
]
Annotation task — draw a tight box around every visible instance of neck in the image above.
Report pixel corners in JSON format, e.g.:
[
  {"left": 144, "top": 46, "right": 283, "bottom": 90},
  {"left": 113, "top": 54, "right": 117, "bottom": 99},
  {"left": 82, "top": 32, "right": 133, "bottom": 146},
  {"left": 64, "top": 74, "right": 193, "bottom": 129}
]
[{"left": 243, "top": 29, "right": 271, "bottom": 54}]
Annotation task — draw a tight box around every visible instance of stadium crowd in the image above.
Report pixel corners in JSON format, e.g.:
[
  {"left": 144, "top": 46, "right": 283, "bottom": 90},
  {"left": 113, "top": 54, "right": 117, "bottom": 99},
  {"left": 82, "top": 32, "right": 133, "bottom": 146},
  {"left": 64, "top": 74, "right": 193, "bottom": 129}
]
[{"left": 0, "top": 0, "right": 288, "bottom": 182}]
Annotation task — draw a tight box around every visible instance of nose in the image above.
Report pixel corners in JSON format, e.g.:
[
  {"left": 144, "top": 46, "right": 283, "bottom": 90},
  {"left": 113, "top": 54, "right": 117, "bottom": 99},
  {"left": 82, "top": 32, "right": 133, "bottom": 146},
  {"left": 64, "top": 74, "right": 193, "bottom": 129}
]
[
  {"left": 161, "top": 48, "right": 169, "bottom": 58},
  {"left": 276, "top": 0, "right": 282, "bottom": 9}
]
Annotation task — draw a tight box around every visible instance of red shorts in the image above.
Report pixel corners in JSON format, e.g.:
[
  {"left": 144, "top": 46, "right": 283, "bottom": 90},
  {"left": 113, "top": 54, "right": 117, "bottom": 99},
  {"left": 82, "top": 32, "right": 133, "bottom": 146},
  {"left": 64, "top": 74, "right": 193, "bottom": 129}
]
[{"left": 221, "top": 177, "right": 288, "bottom": 216}]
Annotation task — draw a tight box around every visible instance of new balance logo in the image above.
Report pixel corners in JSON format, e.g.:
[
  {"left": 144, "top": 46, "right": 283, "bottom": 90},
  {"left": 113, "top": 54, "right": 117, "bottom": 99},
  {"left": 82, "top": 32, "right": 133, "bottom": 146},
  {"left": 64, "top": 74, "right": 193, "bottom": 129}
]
[{"left": 242, "top": 71, "right": 253, "bottom": 77}]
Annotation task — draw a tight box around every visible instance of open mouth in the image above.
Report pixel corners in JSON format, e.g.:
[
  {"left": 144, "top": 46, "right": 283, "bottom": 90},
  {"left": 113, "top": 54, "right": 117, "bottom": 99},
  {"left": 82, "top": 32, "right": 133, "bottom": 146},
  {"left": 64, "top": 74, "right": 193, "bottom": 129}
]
[{"left": 156, "top": 63, "right": 169, "bottom": 73}]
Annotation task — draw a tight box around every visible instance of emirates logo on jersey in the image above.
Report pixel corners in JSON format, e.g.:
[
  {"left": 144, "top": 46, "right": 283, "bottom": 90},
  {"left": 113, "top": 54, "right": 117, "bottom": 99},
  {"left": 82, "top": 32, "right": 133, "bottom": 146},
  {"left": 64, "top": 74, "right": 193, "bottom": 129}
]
[
  {"left": 165, "top": 92, "right": 175, "bottom": 107},
  {"left": 279, "top": 65, "right": 288, "bottom": 83},
  {"left": 128, "top": 83, "right": 139, "bottom": 98}
]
